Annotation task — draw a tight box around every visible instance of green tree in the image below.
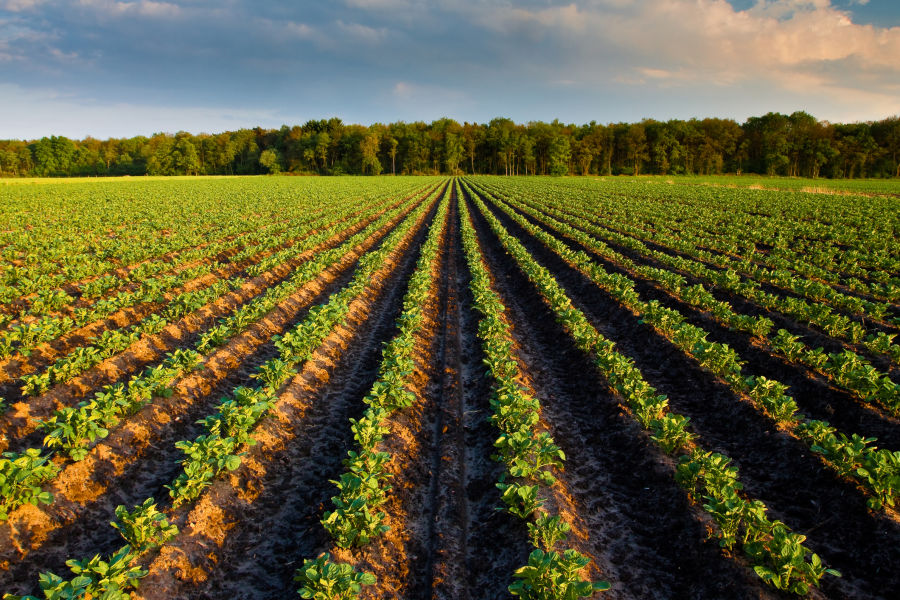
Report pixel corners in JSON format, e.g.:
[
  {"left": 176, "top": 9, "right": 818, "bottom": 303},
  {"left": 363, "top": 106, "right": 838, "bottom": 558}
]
[
  {"left": 258, "top": 148, "right": 282, "bottom": 173},
  {"left": 548, "top": 134, "right": 571, "bottom": 176},
  {"left": 444, "top": 133, "right": 464, "bottom": 174},
  {"left": 360, "top": 133, "right": 382, "bottom": 175},
  {"left": 623, "top": 124, "right": 649, "bottom": 175}
]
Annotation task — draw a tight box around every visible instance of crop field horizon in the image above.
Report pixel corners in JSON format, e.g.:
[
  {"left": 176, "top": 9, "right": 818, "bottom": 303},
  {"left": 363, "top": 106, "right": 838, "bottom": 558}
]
[{"left": 0, "top": 175, "right": 898, "bottom": 599}]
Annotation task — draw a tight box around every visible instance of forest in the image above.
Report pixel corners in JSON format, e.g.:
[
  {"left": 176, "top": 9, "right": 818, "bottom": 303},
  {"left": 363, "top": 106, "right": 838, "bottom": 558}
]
[{"left": 0, "top": 111, "right": 898, "bottom": 179}]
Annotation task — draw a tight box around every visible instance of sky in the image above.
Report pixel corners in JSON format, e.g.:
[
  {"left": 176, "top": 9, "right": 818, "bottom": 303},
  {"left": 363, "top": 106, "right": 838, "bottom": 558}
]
[{"left": 0, "top": 0, "right": 898, "bottom": 139}]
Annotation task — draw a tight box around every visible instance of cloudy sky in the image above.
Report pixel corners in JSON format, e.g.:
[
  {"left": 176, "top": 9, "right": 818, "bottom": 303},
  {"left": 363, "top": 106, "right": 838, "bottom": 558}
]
[{"left": 1, "top": 0, "right": 898, "bottom": 139}]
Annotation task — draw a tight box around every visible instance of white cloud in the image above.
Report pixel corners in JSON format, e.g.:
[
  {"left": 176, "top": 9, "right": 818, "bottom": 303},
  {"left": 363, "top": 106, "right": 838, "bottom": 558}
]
[
  {"left": 75, "top": 0, "right": 181, "bottom": 18},
  {"left": 0, "top": 0, "right": 47, "bottom": 11},
  {"left": 336, "top": 20, "right": 386, "bottom": 43},
  {"left": 471, "top": 0, "right": 900, "bottom": 118}
]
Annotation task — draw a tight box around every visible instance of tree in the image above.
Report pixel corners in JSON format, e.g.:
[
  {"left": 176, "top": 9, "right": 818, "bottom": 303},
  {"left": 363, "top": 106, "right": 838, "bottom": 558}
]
[
  {"left": 315, "top": 132, "right": 330, "bottom": 171},
  {"left": 444, "top": 133, "right": 464, "bottom": 174},
  {"left": 258, "top": 149, "right": 281, "bottom": 174},
  {"left": 360, "top": 133, "right": 382, "bottom": 175},
  {"left": 623, "top": 124, "right": 649, "bottom": 175},
  {"left": 172, "top": 134, "right": 200, "bottom": 175},
  {"left": 388, "top": 137, "right": 398, "bottom": 175},
  {"left": 548, "top": 135, "right": 571, "bottom": 176}
]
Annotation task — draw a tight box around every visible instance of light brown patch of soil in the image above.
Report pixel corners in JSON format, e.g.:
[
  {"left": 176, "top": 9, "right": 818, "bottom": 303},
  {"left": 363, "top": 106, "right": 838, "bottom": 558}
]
[
  {"left": 0, "top": 189, "right": 437, "bottom": 578},
  {"left": 130, "top": 185, "right": 444, "bottom": 600}
]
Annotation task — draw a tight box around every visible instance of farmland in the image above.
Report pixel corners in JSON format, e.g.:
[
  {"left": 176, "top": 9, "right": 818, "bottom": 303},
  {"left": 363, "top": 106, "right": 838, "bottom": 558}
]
[{"left": 0, "top": 175, "right": 898, "bottom": 600}]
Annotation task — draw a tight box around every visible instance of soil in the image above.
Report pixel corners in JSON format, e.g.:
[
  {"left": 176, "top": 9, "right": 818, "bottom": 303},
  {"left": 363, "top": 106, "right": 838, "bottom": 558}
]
[{"left": 3, "top": 178, "right": 898, "bottom": 600}]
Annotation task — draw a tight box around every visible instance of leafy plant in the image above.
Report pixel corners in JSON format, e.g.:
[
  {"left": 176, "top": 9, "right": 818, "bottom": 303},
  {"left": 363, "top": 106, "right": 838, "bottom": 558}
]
[
  {"left": 509, "top": 548, "right": 610, "bottom": 599},
  {"left": 111, "top": 499, "right": 178, "bottom": 553},
  {"left": 0, "top": 449, "right": 58, "bottom": 520},
  {"left": 294, "top": 553, "right": 375, "bottom": 600}
]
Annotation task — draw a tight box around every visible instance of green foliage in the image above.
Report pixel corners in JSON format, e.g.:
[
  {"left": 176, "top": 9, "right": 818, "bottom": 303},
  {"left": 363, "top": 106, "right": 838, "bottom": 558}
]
[
  {"left": 294, "top": 554, "right": 375, "bottom": 600},
  {"left": 2, "top": 545, "right": 145, "bottom": 600},
  {"left": 111, "top": 499, "right": 178, "bottom": 554},
  {"left": 509, "top": 549, "right": 610, "bottom": 599},
  {"left": 0, "top": 449, "right": 57, "bottom": 520}
]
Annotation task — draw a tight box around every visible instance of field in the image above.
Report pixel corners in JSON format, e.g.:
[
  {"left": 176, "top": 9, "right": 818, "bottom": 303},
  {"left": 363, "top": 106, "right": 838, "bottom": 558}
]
[{"left": 0, "top": 175, "right": 898, "bottom": 599}]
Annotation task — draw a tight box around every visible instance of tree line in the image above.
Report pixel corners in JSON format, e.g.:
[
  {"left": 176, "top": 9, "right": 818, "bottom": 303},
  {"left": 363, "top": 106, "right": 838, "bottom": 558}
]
[{"left": 1, "top": 112, "right": 898, "bottom": 179}]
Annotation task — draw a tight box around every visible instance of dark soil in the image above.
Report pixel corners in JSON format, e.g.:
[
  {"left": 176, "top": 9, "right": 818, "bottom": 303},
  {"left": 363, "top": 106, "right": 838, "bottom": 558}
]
[{"left": 470, "top": 184, "right": 900, "bottom": 600}]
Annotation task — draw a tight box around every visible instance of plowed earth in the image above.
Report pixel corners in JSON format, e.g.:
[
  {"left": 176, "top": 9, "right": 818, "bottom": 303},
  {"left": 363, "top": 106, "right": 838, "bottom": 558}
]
[{"left": 2, "top": 177, "right": 897, "bottom": 600}]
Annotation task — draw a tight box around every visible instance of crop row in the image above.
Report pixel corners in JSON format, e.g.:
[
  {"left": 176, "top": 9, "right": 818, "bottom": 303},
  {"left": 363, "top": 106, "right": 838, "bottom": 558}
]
[
  {"left": 294, "top": 183, "right": 450, "bottom": 598},
  {"left": 458, "top": 182, "right": 609, "bottom": 598},
  {"left": 2, "top": 182, "right": 442, "bottom": 599},
  {"left": 463, "top": 180, "right": 841, "bottom": 595},
  {"left": 476, "top": 180, "right": 900, "bottom": 408},
  {"left": 0, "top": 184, "right": 435, "bottom": 526},
  {"left": 468, "top": 180, "right": 899, "bottom": 512}
]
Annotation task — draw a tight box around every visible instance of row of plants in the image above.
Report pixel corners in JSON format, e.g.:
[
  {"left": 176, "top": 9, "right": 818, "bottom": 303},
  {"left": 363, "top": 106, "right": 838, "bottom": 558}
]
[
  {"left": 471, "top": 181, "right": 898, "bottom": 512},
  {"left": 0, "top": 185, "right": 435, "bottom": 522},
  {"left": 543, "top": 177, "right": 898, "bottom": 299},
  {"left": 464, "top": 182, "right": 840, "bottom": 595},
  {"left": 12, "top": 184, "right": 418, "bottom": 399},
  {"left": 1, "top": 182, "right": 442, "bottom": 600},
  {"left": 0, "top": 348, "right": 203, "bottom": 520},
  {"left": 590, "top": 185, "right": 896, "bottom": 304},
  {"left": 293, "top": 186, "right": 450, "bottom": 599},
  {"left": 548, "top": 183, "right": 898, "bottom": 329},
  {"left": 165, "top": 183, "right": 437, "bottom": 508},
  {"left": 3, "top": 499, "right": 179, "bottom": 600},
  {"left": 0, "top": 213, "right": 286, "bottom": 328},
  {"left": 1, "top": 183, "right": 431, "bottom": 445},
  {"left": 480, "top": 182, "right": 900, "bottom": 412},
  {"left": 459, "top": 184, "right": 609, "bottom": 599},
  {"left": 0, "top": 263, "right": 217, "bottom": 360},
  {"left": 1, "top": 194, "right": 349, "bottom": 356},
  {"left": 18, "top": 279, "right": 234, "bottom": 397},
  {"left": 1, "top": 178, "right": 433, "bottom": 307}
]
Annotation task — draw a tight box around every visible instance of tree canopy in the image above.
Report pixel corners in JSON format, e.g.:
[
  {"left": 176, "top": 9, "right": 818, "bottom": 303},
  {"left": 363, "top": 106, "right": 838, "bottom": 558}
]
[{"left": 1, "top": 112, "right": 898, "bottom": 178}]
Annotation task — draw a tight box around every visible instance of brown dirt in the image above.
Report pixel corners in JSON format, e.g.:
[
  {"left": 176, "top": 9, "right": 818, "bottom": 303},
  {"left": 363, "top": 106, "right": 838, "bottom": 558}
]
[
  {"left": 129, "top": 184, "right": 443, "bottom": 600},
  {"left": 0, "top": 188, "right": 435, "bottom": 589},
  {"left": 0, "top": 197, "right": 402, "bottom": 453}
]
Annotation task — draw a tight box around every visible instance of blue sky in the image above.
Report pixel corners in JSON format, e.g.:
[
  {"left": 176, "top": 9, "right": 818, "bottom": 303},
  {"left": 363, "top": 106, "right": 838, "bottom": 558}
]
[{"left": 1, "top": 0, "right": 898, "bottom": 139}]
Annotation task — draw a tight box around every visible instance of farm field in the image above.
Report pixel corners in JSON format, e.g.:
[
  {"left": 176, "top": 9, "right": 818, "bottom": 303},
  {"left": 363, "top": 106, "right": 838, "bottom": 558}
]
[{"left": 0, "top": 175, "right": 898, "bottom": 599}]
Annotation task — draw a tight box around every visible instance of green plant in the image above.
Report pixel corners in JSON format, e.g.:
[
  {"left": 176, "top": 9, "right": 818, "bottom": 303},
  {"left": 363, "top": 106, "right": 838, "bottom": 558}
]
[
  {"left": 0, "top": 449, "right": 58, "bottom": 519},
  {"left": 111, "top": 499, "right": 178, "bottom": 553},
  {"left": 528, "top": 512, "right": 571, "bottom": 552},
  {"left": 294, "top": 553, "right": 375, "bottom": 599},
  {"left": 2, "top": 545, "right": 145, "bottom": 600},
  {"left": 509, "top": 548, "right": 610, "bottom": 599},
  {"left": 497, "top": 481, "right": 543, "bottom": 519}
]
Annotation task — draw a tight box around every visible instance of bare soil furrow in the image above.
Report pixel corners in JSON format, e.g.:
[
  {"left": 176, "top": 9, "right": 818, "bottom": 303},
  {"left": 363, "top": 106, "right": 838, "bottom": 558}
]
[
  {"left": 474, "top": 188, "right": 900, "bottom": 600},
  {"left": 131, "top": 189, "right": 442, "bottom": 600},
  {"left": 420, "top": 192, "right": 471, "bottom": 600},
  {"left": 0, "top": 195, "right": 430, "bottom": 589},
  {"left": 465, "top": 186, "right": 770, "bottom": 600}
]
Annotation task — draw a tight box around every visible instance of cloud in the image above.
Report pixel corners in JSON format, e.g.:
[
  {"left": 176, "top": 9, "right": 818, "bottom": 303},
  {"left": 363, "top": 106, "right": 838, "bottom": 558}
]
[
  {"left": 0, "top": 0, "right": 898, "bottom": 137},
  {"left": 335, "top": 20, "right": 386, "bottom": 43},
  {"left": 73, "top": 0, "right": 181, "bottom": 18},
  {"left": 476, "top": 0, "right": 899, "bottom": 112},
  {"left": 0, "top": 0, "right": 47, "bottom": 11}
]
